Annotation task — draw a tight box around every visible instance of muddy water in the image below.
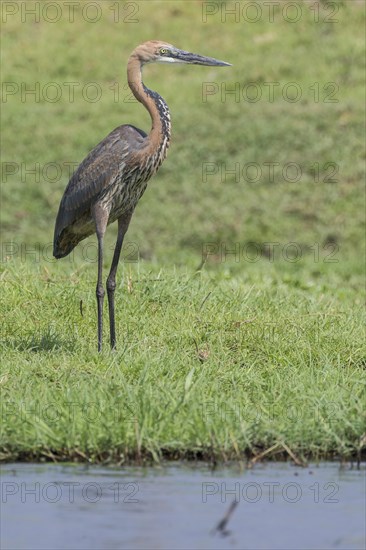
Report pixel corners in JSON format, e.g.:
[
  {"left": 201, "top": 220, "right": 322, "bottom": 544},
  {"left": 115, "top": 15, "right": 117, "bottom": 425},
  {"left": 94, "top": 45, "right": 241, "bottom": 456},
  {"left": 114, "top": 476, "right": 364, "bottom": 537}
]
[{"left": 1, "top": 462, "right": 365, "bottom": 549}]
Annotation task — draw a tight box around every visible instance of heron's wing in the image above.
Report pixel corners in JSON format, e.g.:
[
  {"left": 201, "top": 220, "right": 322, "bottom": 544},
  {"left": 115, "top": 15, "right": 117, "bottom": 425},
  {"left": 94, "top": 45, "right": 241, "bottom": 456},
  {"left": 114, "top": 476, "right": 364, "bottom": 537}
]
[{"left": 54, "top": 125, "right": 146, "bottom": 233}]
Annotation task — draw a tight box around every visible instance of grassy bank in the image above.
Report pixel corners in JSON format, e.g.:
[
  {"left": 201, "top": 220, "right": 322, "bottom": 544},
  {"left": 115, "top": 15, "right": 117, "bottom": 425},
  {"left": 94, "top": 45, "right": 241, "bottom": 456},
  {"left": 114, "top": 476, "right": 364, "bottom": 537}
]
[
  {"left": 1, "top": 1, "right": 365, "bottom": 463},
  {"left": 1, "top": 260, "right": 365, "bottom": 463}
]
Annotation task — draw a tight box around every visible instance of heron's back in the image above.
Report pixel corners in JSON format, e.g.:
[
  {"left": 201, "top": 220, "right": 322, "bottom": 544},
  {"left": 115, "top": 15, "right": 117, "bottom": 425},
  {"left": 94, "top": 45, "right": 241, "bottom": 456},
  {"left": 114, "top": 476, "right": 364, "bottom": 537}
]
[{"left": 53, "top": 124, "right": 156, "bottom": 259}]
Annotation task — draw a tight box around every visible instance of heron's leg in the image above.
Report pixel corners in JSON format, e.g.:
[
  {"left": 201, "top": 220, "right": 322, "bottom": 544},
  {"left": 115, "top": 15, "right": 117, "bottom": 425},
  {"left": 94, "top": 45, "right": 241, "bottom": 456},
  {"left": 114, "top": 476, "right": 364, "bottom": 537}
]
[
  {"left": 107, "top": 210, "right": 133, "bottom": 349},
  {"left": 92, "top": 205, "right": 109, "bottom": 352}
]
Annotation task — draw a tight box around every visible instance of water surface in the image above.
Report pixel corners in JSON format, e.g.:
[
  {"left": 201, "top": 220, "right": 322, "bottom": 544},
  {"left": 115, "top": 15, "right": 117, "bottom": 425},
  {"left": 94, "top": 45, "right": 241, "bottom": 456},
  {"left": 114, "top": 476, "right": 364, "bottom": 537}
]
[{"left": 1, "top": 462, "right": 364, "bottom": 549}]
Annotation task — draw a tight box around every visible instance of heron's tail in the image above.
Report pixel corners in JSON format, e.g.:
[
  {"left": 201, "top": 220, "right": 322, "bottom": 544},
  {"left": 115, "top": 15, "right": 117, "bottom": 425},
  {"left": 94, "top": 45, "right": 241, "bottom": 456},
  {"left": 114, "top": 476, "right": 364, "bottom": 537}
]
[
  {"left": 53, "top": 216, "right": 84, "bottom": 258},
  {"left": 53, "top": 231, "right": 77, "bottom": 259}
]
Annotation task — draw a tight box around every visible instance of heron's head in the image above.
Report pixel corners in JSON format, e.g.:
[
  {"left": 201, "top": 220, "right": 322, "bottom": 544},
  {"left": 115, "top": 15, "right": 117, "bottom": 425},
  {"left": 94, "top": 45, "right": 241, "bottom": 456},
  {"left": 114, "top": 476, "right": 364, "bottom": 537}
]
[{"left": 132, "top": 40, "right": 231, "bottom": 67}]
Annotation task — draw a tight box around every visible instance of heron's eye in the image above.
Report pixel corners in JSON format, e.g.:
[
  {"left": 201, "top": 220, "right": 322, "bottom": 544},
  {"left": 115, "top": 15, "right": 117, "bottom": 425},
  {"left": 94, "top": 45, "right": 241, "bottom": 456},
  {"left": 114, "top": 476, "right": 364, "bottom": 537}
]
[{"left": 159, "top": 48, "right": 168, "bottom": 55}]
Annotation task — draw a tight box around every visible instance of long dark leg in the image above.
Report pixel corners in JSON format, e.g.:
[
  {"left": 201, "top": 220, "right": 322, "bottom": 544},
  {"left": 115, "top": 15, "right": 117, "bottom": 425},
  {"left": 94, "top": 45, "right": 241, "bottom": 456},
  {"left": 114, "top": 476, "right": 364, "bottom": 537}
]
[
  {"left": 106, "top": 210, "right": 133, "bottom": 349},
  {"left": 92, "top": 205, "right": 109, "bottom": 352}
]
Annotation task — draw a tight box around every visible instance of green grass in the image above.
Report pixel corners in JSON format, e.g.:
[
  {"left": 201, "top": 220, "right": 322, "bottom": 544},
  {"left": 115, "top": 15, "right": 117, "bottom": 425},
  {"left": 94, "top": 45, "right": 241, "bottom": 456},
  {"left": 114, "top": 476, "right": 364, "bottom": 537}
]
[
  {"left": 1, "top": 260, "right": 365, "bottom": 463},
  {"left": 1, "top": 0, "right": 365, "bottom": 463}
]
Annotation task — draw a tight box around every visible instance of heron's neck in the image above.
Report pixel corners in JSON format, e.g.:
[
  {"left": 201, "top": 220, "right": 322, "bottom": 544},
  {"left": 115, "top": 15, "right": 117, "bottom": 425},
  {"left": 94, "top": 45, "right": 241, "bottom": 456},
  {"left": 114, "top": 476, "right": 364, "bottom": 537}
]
[{"left": 127, "top": 57, "right": 171, "bottom": 155}]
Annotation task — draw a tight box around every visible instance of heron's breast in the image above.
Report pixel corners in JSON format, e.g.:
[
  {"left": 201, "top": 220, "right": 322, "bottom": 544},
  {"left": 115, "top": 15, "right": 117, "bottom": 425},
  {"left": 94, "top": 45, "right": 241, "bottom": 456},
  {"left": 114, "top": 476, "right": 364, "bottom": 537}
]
[{"left": 113, "top": 145, "right": 168, "bottom": 211}]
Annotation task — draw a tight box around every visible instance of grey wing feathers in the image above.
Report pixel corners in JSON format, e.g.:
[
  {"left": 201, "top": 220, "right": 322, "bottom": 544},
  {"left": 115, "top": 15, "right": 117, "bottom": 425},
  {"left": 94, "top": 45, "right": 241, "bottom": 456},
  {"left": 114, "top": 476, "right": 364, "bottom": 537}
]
[{"left": 54, "top": 125, "right": 146, "bottom": 239}]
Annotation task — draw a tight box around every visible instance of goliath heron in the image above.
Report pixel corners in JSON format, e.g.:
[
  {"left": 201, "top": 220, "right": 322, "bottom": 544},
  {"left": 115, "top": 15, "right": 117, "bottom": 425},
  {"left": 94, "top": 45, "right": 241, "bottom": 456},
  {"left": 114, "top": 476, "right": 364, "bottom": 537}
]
[{"left": 53, "top": 40, "right": 230, "bottom": 351}]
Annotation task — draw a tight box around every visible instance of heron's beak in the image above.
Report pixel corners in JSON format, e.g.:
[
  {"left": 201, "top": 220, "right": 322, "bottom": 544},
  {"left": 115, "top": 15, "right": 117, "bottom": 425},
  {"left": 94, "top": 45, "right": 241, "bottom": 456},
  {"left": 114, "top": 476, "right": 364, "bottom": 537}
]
[{"left": 171, "top": 48, "right": 231, "bottom": 67}]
